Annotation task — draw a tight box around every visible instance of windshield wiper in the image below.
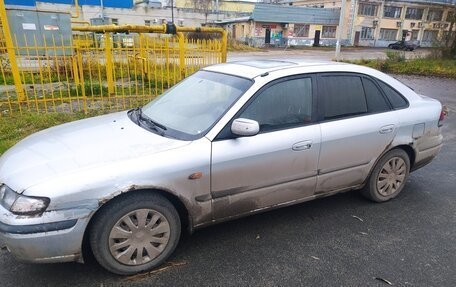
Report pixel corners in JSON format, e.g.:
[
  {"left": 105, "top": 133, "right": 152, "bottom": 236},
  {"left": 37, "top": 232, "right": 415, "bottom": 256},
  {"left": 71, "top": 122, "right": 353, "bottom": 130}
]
[
  {"left": 138, "top": 108, "right": 167, "bottom": 130},
  {"left": 130, "top": 107, "right": 167, "bottom": 136}
]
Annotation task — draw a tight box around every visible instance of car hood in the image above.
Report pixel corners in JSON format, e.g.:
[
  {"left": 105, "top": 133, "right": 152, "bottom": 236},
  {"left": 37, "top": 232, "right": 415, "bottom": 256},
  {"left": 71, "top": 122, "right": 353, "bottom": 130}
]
[{"left": 0, "top": 111, "right": 190, "bottom": 192}]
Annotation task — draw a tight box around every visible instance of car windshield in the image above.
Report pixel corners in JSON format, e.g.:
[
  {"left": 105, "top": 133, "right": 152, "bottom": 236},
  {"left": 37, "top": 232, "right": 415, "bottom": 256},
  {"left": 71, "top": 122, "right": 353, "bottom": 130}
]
[{"left": 139, "top": 70, "right": 252, "bottom": 140}]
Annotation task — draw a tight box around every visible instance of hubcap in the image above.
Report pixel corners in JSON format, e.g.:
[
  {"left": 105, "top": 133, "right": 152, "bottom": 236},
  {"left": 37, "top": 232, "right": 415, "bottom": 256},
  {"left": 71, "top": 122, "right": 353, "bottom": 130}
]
[
  {"left": 109, "top": 209, "right": 170, "bottom": 266},
  {"left": 377, "top": 157, "right": 406, "bottom": 197}
]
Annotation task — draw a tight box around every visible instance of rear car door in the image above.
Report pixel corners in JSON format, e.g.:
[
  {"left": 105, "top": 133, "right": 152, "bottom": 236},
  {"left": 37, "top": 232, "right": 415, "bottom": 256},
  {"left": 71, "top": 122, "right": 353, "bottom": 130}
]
[
  {"left": 316, "top": 73, "right": 398, "bottom": 193},
  {"left": 211, "top": 75, "right": 321, "bottom": 220}
]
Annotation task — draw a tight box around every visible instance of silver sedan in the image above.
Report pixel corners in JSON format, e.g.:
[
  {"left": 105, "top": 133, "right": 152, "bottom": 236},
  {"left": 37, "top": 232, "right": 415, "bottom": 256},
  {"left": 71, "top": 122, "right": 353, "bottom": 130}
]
[{"left": 0, "top": 60, "right": 444, "bottom": 275}]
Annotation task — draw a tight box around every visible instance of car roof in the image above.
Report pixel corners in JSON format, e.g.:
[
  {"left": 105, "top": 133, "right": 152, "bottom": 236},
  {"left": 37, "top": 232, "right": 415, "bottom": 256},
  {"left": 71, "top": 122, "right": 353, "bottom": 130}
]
[
  {"left": 203, "top": 60, "right": 350, "bottom": 79},
  {"left": 203, "top": 59, "right": 422, "bottom": 103}
]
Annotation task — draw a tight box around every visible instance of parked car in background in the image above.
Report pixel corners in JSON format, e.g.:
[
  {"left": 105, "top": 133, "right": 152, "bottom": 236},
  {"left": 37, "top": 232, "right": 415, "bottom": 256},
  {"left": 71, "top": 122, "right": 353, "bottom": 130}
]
[
  {"left": 0, "top": 60, "right": 444, "bottom": 275},
  {"left": 388, "top": 40, "right": 420, "bottom": 51}
]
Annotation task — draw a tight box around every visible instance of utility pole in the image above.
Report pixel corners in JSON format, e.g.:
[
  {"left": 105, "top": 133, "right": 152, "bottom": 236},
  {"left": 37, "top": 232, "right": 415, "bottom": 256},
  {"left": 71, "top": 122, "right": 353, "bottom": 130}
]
[
  {"left": 171, "top": 0, "right": 174, "bottom": 23},
  {"left": 335, "top": 0, "right": 347, "bottom": 61},
  {"left": 100, "top": 0, "right": 104, "bottom": 19}
]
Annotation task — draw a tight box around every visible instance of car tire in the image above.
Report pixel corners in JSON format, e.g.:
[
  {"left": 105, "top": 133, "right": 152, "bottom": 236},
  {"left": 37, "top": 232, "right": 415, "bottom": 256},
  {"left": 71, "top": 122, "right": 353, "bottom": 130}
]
[
  {"left": 362, "top": 149, "right": 410, "bottom": 203},
  {"left": 89, "top": 192, "right": 181, "bottom": 275}
]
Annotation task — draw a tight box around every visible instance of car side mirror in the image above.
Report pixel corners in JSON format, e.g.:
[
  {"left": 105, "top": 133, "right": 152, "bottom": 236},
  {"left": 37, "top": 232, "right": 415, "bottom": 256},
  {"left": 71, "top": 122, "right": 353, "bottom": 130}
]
[{"left": 231, "top": 118, "right": 259, "bottom": 137}]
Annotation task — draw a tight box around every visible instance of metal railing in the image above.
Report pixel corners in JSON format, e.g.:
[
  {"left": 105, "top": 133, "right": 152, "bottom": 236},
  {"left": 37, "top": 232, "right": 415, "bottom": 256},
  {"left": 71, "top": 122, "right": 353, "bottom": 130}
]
[{"left": 0, "top": 4, "right": 227, "bottom": 116}]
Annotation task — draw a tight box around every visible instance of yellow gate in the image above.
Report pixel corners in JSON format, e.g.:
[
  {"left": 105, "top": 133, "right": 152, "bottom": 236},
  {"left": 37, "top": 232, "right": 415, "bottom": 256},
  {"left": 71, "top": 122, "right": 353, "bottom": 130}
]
[{"left": 0, "top": 3, "right": 227, "bottom": 116}]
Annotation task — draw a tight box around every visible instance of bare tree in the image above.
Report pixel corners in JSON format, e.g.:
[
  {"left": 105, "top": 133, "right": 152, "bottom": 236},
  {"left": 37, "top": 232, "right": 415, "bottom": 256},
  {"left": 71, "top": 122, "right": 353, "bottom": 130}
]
[
  {"left": 439, "top": 6, "right": 456, "bottom": 58},
  {"left": 189, "top": 0, "right": 213, "bottom": 23},
  {"left": 190, "top": 0, "right": 213, "bottom": 12}
]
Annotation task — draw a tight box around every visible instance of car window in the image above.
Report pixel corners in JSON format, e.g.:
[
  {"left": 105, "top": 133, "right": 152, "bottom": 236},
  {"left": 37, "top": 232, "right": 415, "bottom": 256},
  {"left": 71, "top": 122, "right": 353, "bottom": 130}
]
[
  {"left": 320, "top": 75, "right": 367, "bottom": 120},
  {"left": 141, "top": 71, "right": 252, "bottom": 139},
  {"left": 362, "top": 78, "right": 391, "bottom": 113},
  {"left": 240, "top": 77, "right": 312, "bottom": 132},
  {"left": 377, "top": 81, "right": 408, "bottom": 109}
]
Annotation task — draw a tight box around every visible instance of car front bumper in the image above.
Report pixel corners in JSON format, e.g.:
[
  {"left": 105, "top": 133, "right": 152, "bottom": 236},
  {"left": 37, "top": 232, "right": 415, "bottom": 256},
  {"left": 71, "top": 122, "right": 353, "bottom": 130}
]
[{"left": 0, "top": 203, "right": 95, "bottom": 263}]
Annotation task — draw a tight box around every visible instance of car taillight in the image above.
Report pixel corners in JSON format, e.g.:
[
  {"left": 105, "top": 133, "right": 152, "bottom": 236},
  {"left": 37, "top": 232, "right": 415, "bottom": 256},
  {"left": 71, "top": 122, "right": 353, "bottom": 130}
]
[{"left": 438, "top": 108, "right": 446, "bottom": 127}]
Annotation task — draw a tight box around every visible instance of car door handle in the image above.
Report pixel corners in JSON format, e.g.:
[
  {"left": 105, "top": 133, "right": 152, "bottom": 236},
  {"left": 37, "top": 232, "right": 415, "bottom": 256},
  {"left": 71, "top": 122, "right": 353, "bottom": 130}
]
[
  {"left": 379, "top": 125, "right": 395, "bottom": 134},
  {"left": 292, "top": 140, "right": 312, "bottom": 151}
]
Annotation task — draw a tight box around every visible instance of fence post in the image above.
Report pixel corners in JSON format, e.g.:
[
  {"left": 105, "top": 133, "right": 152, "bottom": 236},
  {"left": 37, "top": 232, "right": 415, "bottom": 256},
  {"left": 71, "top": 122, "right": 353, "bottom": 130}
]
[
  {"left": 221, "top": 30, "right": 227, "bottom": 63},
  {"left": 76, "top": 45, "right": 87, "bottom": 113},
  {"left": 176, "top": 32, "right": 185, "bottom": 78},
  {"left": 0, "top": 0, "right": 25, "bottom": 101},
  {"left": 139, "top": 33, "right": 147, "bottom": 79},
  {"left": 104, "top": 32, "right": 115, "bottom": 95},
  {"left": 72, "top": 52, "right": 80, "bottom": 85},
  {"left": 165, "top": 37, "right": 170, "bottom": 85}
]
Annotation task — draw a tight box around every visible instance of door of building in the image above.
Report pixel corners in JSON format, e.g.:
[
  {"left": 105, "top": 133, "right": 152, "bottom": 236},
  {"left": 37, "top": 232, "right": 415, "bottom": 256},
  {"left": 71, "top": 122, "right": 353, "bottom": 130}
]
[
  {"left": 402, "top": 30, "right": 408, "bottom": 41},
  {"left": 313, "top": 30, "right": 320, "bottom": 46},
  {"left": 265, "top": 28, "right": 271, "bottom": 44},
  {"left": 354, "top": 31, "right": 360, "bottom": 46}
]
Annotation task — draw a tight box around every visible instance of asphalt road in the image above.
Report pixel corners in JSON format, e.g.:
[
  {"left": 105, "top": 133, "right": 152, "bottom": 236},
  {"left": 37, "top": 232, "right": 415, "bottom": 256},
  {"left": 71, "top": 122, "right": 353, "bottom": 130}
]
[{"left": 1, "top": 75, "right": 455, "bottom": 286}]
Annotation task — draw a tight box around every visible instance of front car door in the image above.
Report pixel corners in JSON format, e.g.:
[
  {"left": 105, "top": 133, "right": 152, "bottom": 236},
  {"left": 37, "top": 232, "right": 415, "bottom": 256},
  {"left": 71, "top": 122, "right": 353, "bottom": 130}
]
[
  {"left": 211, "top": 75, "right": 321, "bottom": 220},
  {"left": 316, "top": 73, "right": 399, "bottom": 193}
]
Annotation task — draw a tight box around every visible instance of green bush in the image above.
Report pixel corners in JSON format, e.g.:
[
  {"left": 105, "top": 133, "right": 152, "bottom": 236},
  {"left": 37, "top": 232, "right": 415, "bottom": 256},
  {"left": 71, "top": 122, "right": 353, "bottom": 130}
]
[
  {"left": 344, "top": 57, "right": 456, "bottom": 78},
  {"left": 385, "top": 50, "right": 406, "bottom": 62}
]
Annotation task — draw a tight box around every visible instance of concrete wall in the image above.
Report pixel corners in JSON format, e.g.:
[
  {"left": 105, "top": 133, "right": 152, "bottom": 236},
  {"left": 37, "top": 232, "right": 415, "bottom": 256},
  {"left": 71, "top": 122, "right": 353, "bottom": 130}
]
[
  {"left": 34, "top": 2, "right": 245, "bottom": 27},
  {"left": 174, "top": 0, "right": 255, "bottom": 13},
  {"left": 227, "top": 21, "right": 341, "bottom": 47},
  {"left": 6, "top": 0, "right": 134, "bottom": 8}
]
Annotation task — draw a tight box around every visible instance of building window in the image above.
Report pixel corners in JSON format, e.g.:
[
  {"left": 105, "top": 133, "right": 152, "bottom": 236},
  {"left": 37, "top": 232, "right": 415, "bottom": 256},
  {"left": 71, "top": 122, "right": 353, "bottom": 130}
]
[
  {"left": 379, "top": 28, "right": 397, "bottom": 40},
  {"left": 405, "top": 8, "right": 424, "bottom": 20},
  {"left": 145, "top": 20, "right": 151, "bottom": 26},
  {"left": 358, "top": 3, "right": 378, "bottom": 17},
  {"left": 383, "top": 6, "right": 402, "bottom": 18},
  {"left": 422, "top": 30, "right": 439, "bottom": 42},
  {"left": 443, "top": 31, "right": 455, "bottom": 39},
  {"left": 447, "top": 11, "right": 455, "bottom": 22},
  {"left": 360, "top": 27, "right": 374, "bottom": 39},
  {"left": 111, "top": 18, "right": 119, "bottom": 25},
  {"left": 427, "top": 9, "right": 443, "bottom": 21},
  {"left": 294, "top": 24, "right": 310, "bottom": 37},
  {"left": 322, "top": 26, "right": 336, "bottom": 38},
  {"left": 411, "top": 30, "right": 419, "bottom": 40}
]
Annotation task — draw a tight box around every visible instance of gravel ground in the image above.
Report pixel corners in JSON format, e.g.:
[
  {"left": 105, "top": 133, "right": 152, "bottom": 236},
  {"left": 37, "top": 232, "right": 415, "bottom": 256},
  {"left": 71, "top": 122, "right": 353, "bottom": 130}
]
[{"left": 228, "top": 47, "right": 432, "bottom": 62}]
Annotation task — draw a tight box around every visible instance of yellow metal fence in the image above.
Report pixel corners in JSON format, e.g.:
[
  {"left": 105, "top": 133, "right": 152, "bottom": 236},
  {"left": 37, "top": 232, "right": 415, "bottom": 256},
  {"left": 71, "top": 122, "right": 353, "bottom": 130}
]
[{"left": 0, "top": 8, "right": 227, "bottom": 116}]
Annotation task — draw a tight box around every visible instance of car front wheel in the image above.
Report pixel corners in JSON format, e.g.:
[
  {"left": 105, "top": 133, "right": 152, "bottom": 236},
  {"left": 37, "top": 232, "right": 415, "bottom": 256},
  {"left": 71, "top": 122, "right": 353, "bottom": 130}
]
[
  {"left": 362, "top": 149, "right": 410, "bottom": 202},
  {"left": 90, "top": 192, "right": 181, "bottom": 275}
]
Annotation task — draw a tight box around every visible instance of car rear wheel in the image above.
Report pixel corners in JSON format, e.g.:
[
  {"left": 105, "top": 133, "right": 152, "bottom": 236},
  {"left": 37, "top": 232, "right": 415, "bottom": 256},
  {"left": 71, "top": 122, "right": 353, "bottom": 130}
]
[
  {"left": 362, "top": 149, "right": 410, "bottom": 202},
  {"left": 90, "top": 192, "right": 181, "bottom": 275}
]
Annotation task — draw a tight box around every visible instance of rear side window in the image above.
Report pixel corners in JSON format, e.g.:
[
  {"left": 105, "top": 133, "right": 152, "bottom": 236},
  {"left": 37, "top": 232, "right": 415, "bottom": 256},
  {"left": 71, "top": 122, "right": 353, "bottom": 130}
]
[
  {"left": 362, "top": 78, "right": 390, "bottom": 113},
  {"left": 320, "top": 76, "right": 367, "bottom": 120},
  {"left": 240, "top": 77, "right": 312, "bottom": 132},
  {"left": 377, "top": 81, "right": 408, "bottom": 109}
]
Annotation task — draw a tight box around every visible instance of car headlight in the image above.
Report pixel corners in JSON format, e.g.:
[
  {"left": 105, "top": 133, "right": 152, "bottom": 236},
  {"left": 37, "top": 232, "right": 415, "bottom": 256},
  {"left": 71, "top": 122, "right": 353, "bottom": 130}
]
[{"left": 0, "top": 184, "right": 50, "bottom": 215}]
